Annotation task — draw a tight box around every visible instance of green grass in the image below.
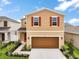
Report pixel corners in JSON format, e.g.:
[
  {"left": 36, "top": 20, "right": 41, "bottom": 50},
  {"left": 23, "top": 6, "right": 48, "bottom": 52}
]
[
  {"left": 0, "top": 42, "right": 28, "bottom": 59},
  {"left": 0, "top": 41, "right": 3, "bottom": 48},
  {"left": 0, "top": 54, "right": 28, "bottom": 59}
]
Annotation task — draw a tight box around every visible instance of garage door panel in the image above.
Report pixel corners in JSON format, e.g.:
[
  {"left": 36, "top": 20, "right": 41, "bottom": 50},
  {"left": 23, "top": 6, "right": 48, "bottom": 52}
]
[{"left": 32, "top": 37, "right": 59, "bottom": 48}]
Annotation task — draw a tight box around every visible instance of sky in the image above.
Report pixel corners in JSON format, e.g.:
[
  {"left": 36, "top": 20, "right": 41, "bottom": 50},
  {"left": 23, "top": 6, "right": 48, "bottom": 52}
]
[{"left": 0, "top": 0, "right": 79, "bottom": 26}]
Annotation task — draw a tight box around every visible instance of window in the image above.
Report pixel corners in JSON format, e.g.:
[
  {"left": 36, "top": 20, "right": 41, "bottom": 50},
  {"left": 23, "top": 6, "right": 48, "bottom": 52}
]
[
  {"left": 4, "top": 21, "right": 7, "bottom": 27},
  {"left": 52, "top": 17, "right": 57, "bottom": 26},
  {"left": 33, "top": 16, "right": 39, "bottom": 26}
]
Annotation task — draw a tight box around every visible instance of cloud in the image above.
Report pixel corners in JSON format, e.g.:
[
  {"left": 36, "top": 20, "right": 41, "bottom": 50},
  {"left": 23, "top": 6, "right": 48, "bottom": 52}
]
[
  {"left": 68, "top": 18, "right": 79, "bottom": 24},
  {"left": 0, "top": 0, "right": 11, "bottom": 7},
  {"left": 0, "top": 0, "right": 11, "bottom": 11},
  {"left": 75, "top": 3, "right": 79, "bottom": 8},
  {"left": 7, "top": 7, "right": 20, "bottom": 13},
  {"left": 55, "top": 0, "right": 79, "bottom": 11},
  {"left": 2, "top": 0, "right": 11, "bottom": 5}
]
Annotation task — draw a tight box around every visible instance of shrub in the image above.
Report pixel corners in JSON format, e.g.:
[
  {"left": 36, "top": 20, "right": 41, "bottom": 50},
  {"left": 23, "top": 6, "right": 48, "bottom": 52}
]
[
  {"left": 61, "top": 41, "right": 79, "bottom": 59},
  {"left": 73, "top": 49, "right": 79, "bottom": 58},
  {"left": 6, "top": 42, "right": 21, "bottom": 56},
  {"left": 12, "top": 53, "right": 29, "bottom": 57},
  {"left": 21, "top": 45, "right": 31, "bottom": 51},
  {"left": 69, "top": 55, "right": 74, "bottom": 59}
]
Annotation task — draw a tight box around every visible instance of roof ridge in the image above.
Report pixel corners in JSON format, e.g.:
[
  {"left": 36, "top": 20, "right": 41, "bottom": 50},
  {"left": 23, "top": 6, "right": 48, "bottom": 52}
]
[
  {"left": 25, "top": 8, "right": 65, "bottom": 16},
  {"left": 0, "top": 16, "right": 20, "bottom": 23}
]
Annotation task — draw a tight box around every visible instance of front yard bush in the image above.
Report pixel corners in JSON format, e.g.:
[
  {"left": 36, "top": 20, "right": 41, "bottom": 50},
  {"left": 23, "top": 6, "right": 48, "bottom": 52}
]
[
  {"left": 0, "top": 41, "right": 28, "bottom": 59},
  {"left": 73, "top": 48, "right": 79, "bottom": 58},
  {"left": 21, "top": 45, "right": 31, "bottom": 51},
  {"left": 61, "top": 42, "right": 79, "bottom": 59},
  {"left": 6, "top": 42, "right": 21, "bottom": 56}
]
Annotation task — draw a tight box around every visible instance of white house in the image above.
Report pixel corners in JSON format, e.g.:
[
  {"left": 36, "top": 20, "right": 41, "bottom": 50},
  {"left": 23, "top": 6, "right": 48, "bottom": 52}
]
[{"left": 0, "top": 16, "right": 20, "bottom": 43}]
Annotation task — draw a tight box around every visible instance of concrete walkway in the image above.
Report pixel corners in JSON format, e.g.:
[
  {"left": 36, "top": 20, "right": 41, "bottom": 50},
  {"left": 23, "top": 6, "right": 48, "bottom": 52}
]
[
  {"left": 29, "top": 49, "right": 66, "bottom": 59},
  {"left": 12, "top": 43, "right": 30, "bottom": 55}
]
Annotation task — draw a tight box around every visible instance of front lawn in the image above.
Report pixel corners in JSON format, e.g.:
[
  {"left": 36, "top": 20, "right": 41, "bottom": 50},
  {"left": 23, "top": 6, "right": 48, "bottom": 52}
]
[
  {"left": 0, "top": 41, "right": 28, "bottom": 59},
  {"left": 61, "top": 42, "right": 79, "bottom": 59}
]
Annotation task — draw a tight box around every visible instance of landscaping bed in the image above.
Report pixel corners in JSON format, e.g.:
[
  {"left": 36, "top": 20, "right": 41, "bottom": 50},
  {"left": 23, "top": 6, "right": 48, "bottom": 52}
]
[
  {"left": 0, "top": 41, "right": 28, "bottom": 59},
  {"left": 60, "top": 42, "right": 79, "bottom": 59},
  {"left": 6, "top": 41, "right": 21, "bottom": 56},
  {"left": 21, "top": 45, "right": 31, "bottom": 51}
]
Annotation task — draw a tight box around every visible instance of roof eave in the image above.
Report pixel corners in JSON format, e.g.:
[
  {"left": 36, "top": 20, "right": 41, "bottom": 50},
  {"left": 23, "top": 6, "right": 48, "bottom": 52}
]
[{"left": 25, "top": 8, "right": 65, "bottom": 16}]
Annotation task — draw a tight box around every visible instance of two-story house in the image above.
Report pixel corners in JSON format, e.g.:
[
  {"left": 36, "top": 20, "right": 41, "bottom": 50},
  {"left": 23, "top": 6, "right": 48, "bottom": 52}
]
[
  {"left": 18, "top": 8, "right": 64, "bottom": 49},
  {"left": 0, "top": 16, "right": 20, "bottom": 43}
]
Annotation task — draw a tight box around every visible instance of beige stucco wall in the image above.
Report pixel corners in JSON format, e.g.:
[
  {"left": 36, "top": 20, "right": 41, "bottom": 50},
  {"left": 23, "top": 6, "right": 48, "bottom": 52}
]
[
  {"left": 26, "top": 9, "right": 64, "bottom": 31},
  {"left": 20, "top": 32, "right": 25, "bottom": 42},
  {"left": 64, "top": 32, "right": 73, "bottom": 42},
  {"left": 65, "top": 32, "right": 79, "bottom": 49},
  {"left": 21, "top": 20, "right": 26, "bottom": 28},
  {"left": 26, "top": 31, "right": 64, "bottom": 49},
  {"left": 23, "top": 9, "right": 64, "bottom": 49}
]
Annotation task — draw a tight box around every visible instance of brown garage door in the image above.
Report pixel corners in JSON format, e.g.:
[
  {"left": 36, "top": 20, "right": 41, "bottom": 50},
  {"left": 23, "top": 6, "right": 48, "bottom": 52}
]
[{"left": 32, "top": 37, "right": 59, "bottom": 48}]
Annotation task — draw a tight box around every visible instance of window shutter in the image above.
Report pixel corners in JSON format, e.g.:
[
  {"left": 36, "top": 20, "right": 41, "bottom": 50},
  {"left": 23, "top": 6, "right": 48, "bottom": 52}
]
[
  {"left": 31, "top": 17, "right": 33, "bottom": 26},
  {"left": 39, "top": 16, "right": 41, "bottom": 26},
  {"left": 50, "top": 17, "right": 52, "bottom": 26},
  {"left": 57, "top": 17, "right": 60, "bottom": 26}
]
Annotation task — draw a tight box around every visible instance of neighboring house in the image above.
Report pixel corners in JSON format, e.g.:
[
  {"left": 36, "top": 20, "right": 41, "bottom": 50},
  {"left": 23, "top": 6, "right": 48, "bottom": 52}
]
[
  {"left": 65, "top": 23, "right": 79, "bottom": 49},
  {"left": 0, "top": 16, "right": 20, "bottom": 42},
  {"left": 18, "top": 8, "right": 64, "bottom": 49}
]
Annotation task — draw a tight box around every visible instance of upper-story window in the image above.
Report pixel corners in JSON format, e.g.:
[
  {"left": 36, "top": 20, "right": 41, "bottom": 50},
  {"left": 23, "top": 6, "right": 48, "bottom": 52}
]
[
  {"left": 31, "top": 16, "right": 41, "bottom": 26},
  {"left": 34, "top": 16, "right": 39, "bottom": 26},
  {"left": 52, "top": 17, "right": 57, "bottom": 26},
  {"left": 4, "top": 21, "right": 7, "bottom": 27},
  {"left": 50, "top": 16, "right": 60, "bottom": 26}
]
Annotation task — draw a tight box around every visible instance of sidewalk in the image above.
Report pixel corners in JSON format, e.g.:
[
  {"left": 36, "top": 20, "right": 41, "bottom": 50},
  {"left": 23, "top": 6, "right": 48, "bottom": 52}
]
[{"left": 12, "top": 43, "right": 30, "bottom": 55}]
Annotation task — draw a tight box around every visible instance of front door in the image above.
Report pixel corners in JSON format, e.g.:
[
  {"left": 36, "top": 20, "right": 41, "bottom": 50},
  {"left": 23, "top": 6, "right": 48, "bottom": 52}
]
[
  {"left": 24, "top": 33, "right": 26, "bottom": 42},
  {"left": 2, "top": 33, "right": 5, "bottom": 41}
]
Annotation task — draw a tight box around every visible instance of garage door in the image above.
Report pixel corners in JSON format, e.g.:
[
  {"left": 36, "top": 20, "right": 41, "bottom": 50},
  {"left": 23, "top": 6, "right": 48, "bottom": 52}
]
[{"left": 32, "top": 37, "right": 59, "bottom": 48}]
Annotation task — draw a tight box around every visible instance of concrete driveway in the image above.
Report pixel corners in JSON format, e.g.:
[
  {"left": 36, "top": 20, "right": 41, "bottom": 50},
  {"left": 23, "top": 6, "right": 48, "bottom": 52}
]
[{"left": 29, "top": 49, "right": 66, "bottom": 59}]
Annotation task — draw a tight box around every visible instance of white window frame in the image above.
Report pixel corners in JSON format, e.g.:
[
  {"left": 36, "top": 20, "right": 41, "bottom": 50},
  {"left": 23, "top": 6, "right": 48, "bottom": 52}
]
[
  {"left": 33, "top": 16, "right": 39, "bottom": 26},
  {"left": 51, "top": 16, "right": 58, "bottom": 26}
]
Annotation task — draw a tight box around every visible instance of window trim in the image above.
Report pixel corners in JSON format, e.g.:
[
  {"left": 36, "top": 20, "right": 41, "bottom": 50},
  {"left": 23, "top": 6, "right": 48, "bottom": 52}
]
[
  {"left": 51, "top": 16, "right": 58, "bottom": 26},
  {"left": 33, "top": 16, "right": 40, "bottom": 27},
  {"left": 4, "top": 21, "right": 8, "bottom": 27}
]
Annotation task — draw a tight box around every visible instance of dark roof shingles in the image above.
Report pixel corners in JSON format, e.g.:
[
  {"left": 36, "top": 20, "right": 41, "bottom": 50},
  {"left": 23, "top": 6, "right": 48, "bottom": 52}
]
[{"left": 0, "top": 27, "right": 10, "bottom": 30}]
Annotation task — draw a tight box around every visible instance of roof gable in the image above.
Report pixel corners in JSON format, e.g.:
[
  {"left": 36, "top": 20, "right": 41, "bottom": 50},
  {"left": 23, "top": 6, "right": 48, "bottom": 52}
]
[
  {"left": 0, "top": 16, "right": 20, "bottom": 23},
  {"left": 25, "top": 8, "right": 65, "bottom": 16}
]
